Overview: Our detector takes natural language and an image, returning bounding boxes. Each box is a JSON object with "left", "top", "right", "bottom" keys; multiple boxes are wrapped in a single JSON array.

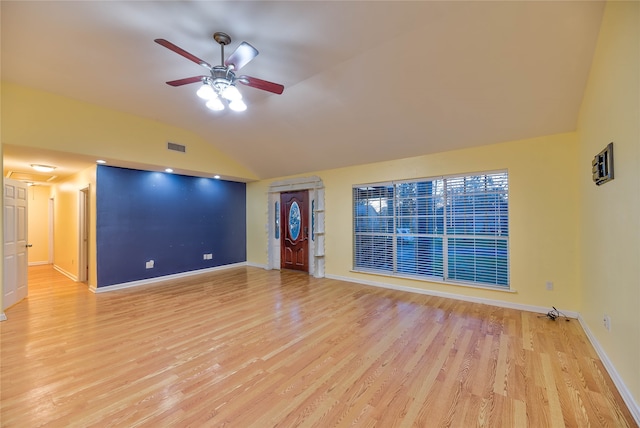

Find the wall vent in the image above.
[{"left": 167, "top": 142, "right": 186, "bottom": 153}]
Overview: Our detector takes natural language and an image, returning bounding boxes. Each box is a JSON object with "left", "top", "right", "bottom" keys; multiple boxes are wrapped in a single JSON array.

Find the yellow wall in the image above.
[
  {"left": 0, "top": 142, "right": 3, "bottom": 315},
  {"left": 49, "top": 165, "right": 97, "bottom": 287},
  {"left": 577, "top": 1, "right": 640, "bottom": 406},
  {"left": 27, "top": 185, "right": 51, "bottom": 264},
  {"left": 248, "top": 132, "right": 581, "bottom": 310},
  {"left": 1, "top": 82, "right": 258, "bottom": 182}
]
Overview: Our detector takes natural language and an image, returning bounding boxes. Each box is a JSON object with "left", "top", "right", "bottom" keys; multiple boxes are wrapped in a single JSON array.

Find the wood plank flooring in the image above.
[{"left": 1, "top": 265, "right": 636, "bottom": 427}]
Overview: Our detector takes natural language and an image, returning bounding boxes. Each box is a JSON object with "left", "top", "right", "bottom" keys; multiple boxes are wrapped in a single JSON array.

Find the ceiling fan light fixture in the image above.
[
  {"left": 196, "top": 82, "right": 215, "bottom": 100},
  {"left": 229, "top": 99, "right": 247, "bottom": 112},
  {"left": 156, "top": 32, "right": 284, "bottom": 113},
  {"left": 206, "top": 97, "right": 225, "bottom": 111}
]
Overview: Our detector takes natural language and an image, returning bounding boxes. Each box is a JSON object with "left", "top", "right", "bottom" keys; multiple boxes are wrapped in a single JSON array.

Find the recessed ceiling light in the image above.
[
  {"left": 31, "top": 164, "right": 56, "bottom": 173},
  {"left": 165, "top": 168, "right": 174, "bottom": 173},
  {"left": 213, "top": 175, "right": 221, "bottom": 179},
  {"left": 96, "top": 160, "right": 107, "bottom": 164}
]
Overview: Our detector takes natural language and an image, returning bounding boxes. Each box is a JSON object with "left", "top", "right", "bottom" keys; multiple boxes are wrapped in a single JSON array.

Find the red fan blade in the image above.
[
  {"left": 238, "top": 75, "right": 284, "bottom": 95},
  {"left": 225, "top": 42, "right": 258, "bottom": 71},
  {"left": 154, "top": 39, "right": 212, "bottom": 70},
  {"left": 166, "top": 76, "right": 207, "bottom": 87}
]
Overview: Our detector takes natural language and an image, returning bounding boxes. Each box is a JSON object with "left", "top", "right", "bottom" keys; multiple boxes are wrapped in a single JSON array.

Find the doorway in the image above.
[
  {"left": 78, "top": 187, "right": 89, "bottom": 283},
  {"left": 3, "top": 178, "right": 29, "bottom": 310},
  {"left": 48, "top": 198, "right": 54, "bottom": 265},
  {"left": 267, "top": 176, "right": 325, "bottom": 277}
]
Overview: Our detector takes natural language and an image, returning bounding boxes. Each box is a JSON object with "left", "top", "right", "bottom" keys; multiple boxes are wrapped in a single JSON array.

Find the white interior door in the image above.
[{"left": 4, "top": 178, "right": 29, "bottom": 310}]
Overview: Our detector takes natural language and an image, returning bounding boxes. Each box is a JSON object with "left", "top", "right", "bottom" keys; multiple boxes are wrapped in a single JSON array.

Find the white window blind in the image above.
[{"left": 353, "top": 171, "right": 509, "bottom": 288}]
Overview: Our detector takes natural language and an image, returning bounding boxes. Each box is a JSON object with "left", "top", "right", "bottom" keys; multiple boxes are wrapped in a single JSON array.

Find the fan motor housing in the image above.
[
  {"left": 211, "top": 66, "right": 234, "bottom": 80},
  {"left": 210, "top": 66, "right": 236, "bottom": 88}
]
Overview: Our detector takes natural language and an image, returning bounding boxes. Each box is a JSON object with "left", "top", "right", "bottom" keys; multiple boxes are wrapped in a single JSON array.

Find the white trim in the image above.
[
  {"left": 267, "top": 192, "right": 280, "bottom": 271},
  {"left": 90, "top": 262, "right": 246, "bottom": 293},
  {"left": 246, "top": 261, "right": 268, "bottom": 269},
  {"left": 28, "top": 261, "right": 50, "bottom": 266},
  {"left": 78, "top": 186, "right": 90, "bottom": 283},
  {"left": 351, "top": 269, "right": 517, "bottom": 293},
  {"left": 48, "top": 198, "right": 54, "bottom": 265},
  {"left": 0, "top": 312, "right": 7, "bottom": 322},
  {"left": 267, "top": 176, "right": 325, "bottom": 278},
  {"left": 269, "top": 176, "right": 325, "bottom": 192},
  {"left": 353, "top": 168, "right": 509, "bottom": 189},
  {"left": 325, "top": 273, "right": 579, "bottom": 318},
  {"left": 54, "top": 264, "right": 78, "bottom": 282},
  {"left": 578, "top": 314, "right": 640, "bottom": 425}
]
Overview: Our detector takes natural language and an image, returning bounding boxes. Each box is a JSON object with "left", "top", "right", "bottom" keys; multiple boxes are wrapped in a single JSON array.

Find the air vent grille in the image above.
[{"left": 167, "top": 142, "right": 186, "bottom": 153}]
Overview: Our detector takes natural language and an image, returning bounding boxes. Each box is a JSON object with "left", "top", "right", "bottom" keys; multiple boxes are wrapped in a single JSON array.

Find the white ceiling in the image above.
[{"left": 1, "top": 1, "right": 604, "bottom": 181}]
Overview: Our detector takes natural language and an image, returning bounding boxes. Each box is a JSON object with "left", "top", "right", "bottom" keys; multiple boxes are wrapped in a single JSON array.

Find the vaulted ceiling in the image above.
[{"left": 2, "top": 1, "right": 604, "bottom": 181}]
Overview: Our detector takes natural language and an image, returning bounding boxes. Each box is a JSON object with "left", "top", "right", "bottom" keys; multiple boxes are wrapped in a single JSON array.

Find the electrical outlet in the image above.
[
  {"left": 145, "top": 260, "right": 154, "bottom": 269},
  {"left": 603, "top": 314, "right": 611, "bottom": 331},
  {"left": 546, "top": 281, "right": 554, "bottom": 291}
]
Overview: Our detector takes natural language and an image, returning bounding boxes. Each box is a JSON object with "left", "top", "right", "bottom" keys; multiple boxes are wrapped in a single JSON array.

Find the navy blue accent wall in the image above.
[{"left": 96, "top": 165, "right": 246, "bottom": 287}]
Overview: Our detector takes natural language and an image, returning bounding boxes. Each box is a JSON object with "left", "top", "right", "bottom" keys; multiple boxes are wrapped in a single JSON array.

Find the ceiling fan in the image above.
[{"left": 155, "top": 32, "right": 284, "bottom": 112}]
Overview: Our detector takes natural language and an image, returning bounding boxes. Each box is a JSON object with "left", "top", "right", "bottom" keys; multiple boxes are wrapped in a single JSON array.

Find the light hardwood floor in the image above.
[{"left": 1, "top": 265, "right": 636, "bottom": 427}]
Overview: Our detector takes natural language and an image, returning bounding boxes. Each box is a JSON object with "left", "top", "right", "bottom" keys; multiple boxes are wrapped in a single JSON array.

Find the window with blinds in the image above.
[{"left": 353, "top": 171, "right": 509, "bottom": 288}]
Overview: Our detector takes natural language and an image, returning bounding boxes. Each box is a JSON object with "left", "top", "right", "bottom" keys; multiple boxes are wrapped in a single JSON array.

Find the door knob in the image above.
[{"left": 26, "top": 244, "right": 33, "bottom": 248}]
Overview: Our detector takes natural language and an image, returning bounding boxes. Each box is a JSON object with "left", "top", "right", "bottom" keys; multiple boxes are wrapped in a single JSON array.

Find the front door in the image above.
[
  {"left": 280, "top": 191, "right": 309, "bottom": 272},
  {"left": 3, "top": 178, "right": 29, "bottom": 310}
]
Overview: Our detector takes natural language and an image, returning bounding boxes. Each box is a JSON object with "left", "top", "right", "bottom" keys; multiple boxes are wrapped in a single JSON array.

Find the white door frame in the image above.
[
  {"left": 48, "top": 198, "right": 54, "bottom": 265},
  {"left": 78, "top": 187, "right": 89, "bottom": 283},
  {"left": 267, "top": 176, "right": 325, "bottom": 278}
]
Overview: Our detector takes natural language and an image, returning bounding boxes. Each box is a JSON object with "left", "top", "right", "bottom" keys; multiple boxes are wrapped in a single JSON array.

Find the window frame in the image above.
[{"left": 353, "top": 170, "right": 510, "bottom": 290}]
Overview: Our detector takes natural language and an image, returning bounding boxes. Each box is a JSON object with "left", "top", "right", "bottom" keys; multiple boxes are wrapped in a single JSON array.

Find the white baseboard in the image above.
[
  {"left": 577, "top": 314, "right": 640, "bottom": 425},
  {"left": 28, "top": 261, "right": 50, "bottom": 266},
  {"left": 246, "top": 261, "right": 268, "bottom": 269},
  {"left": 0, "top": 312, "right": 7, "bottom": 322},
  {"left": 324, "top": 273, "right": 578, "bottom": 318},
  {"left": 53, "top": 265, "right": 78, "bottom": 282},
  {"left": 91, "top": 262, "right": 247, "bottom": 293}
]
